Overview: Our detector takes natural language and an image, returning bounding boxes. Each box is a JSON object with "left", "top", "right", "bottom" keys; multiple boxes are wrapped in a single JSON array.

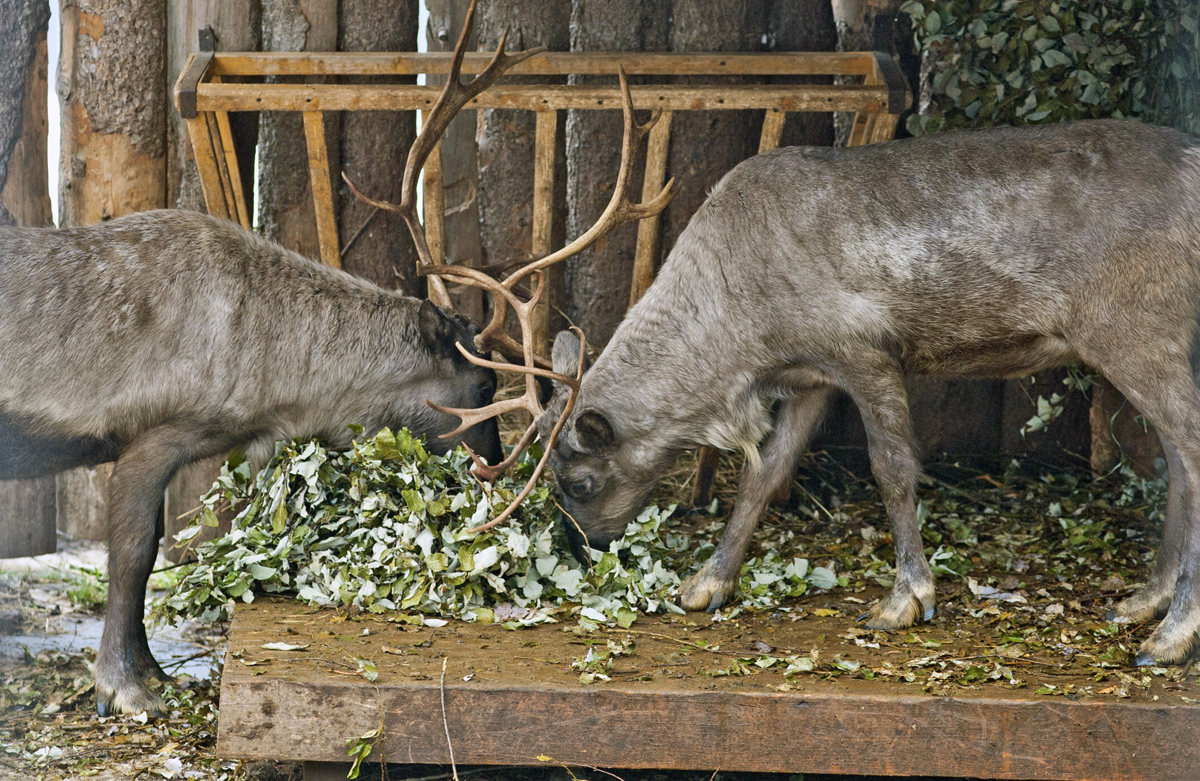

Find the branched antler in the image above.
[{"left": 346, "top": 0, "right": 678, "bottom": 533}]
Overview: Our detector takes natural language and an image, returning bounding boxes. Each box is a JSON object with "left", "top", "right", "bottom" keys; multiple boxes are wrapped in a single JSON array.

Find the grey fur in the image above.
[
  {"left": 0, "top": 209, "right": 500, "bottom": 715},
  {"left": 542, "top": 119, "right": 1200, "bottom": 668}
]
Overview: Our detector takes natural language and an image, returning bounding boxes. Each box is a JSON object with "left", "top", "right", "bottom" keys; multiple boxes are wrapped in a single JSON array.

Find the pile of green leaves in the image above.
[
  {"left": 901, "top": 0, "right": 1200, "bottom": 136},
  {"left": 155, "top": 429, "right": 840, "bottom": 630}
]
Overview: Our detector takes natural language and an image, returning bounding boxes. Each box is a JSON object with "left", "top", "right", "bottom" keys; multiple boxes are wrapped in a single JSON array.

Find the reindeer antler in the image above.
[
  {"left": 342, "top": 0, "right": 546, "bottom": 273},
  {"left": 346, "top": 0, "right": 678, "bottom": 534}
]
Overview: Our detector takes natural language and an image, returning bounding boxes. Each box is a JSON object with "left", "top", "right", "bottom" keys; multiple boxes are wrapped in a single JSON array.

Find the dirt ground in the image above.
[{"left": 2, "top": 449, "right": 1199, "bottom": 780}]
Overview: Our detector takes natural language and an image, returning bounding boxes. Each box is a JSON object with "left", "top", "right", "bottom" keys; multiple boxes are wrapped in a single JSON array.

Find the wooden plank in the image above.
[
  {"left": 195, "top": 83, "right": 891, "bottom": 114},
  {"left": 302, "top": 111, "right": 341, "bottom": 268},
  {"left": 208, "top": 51, "right": 883, "bottom": 78},
  {"left": 421, "top": 135, "right": 453, "bottom": 309},
  {"left": 207, "top": 111, "right": 241, "bottom": 228},
  {"left": 868, "top": 111, "right": 900, "bottom": 144},
  {"left": 629, "top": 110, "right": 672, "bottom": 307},
  {"left": 757, "top": 108, "right": 785, "bottom": 154},
  {"left": 214, "top": 110, "right": 251, "bottom": 229},
  {"left": 530, "top": 110, "right": 557, "bottom": 357},
  {"left": 186, "top": 114, "right": 230, "bottom": 219},
  {"left": 218, "top": 598, "right": 1200, "bottom": 780}
]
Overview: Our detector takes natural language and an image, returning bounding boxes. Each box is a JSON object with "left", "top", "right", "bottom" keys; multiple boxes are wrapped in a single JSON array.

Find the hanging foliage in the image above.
[{"left": 901, "top": 0, "right": 1200, "bottom": 136}]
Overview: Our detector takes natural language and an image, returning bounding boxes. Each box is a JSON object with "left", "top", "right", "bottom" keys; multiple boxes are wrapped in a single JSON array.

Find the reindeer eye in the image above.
[
  {"left": 564, "top": 477, "right": 595, "bottom": 502},
  {"left": 477, "top": 384, "right": 495, "bottom": 405}
]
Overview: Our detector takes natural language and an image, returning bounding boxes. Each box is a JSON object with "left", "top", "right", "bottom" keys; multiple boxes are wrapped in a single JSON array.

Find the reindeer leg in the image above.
[
  {"left": 1085, "top": 348, "right": 1200, "bottom": 665},
  {"left": 841, "top": 352, "right": 936, "bottom": 630},
  {"left": 95, "top": 427, "right": 195, "bottom": 717},
  {"left": 1110, "top": 437, "right": 1186, "bottom": 622},
  {"left": 679, "top": 388, "right": 832, "bottom": 612}
]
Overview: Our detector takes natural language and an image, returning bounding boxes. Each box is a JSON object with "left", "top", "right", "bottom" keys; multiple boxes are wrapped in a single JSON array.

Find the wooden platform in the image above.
[{"left": 217, "top": 597, "right": 1200, "bottom": 779}]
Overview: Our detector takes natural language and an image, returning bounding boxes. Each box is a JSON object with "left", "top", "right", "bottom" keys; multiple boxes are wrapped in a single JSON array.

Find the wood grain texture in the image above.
[
  {"left": 207, "top": 51, "right": 884, "bottom": 77},
  {"left": 757, "top": 108, "right": 785, "bottom": 153},
  {"left": 218, "top": 599, "right": 1200, "bottom": 779},
  {"left": 629, "top": 110, "right": 672, "bottom": 307},
  {"left": 195, "top": 83, "right": 897, "bottom": 115},
  {"left": 530, "top": 109, "right": 558, "bottom": 357},
  {"left": 422, "top": 137, "right": 453, "bottom": 309},
  {"left": 302, "top": 110, "right": 341, "bottom": 268}
]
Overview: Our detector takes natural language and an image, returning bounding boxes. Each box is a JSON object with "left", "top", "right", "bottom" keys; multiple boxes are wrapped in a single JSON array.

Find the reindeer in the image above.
[
  {"left": 529, "top": 119, "right": 1200, "bottom": 669},
  {"left": 0, "top": 208, "right": 504, "bottom": 715}
]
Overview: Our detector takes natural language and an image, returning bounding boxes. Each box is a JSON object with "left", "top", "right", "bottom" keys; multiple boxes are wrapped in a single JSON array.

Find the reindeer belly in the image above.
[
  {"left": 0, "top": 409, "right": 121, "bottom": 479},
  {"left": 900, "top": 333, "right": 1079, "bottom": 378}
]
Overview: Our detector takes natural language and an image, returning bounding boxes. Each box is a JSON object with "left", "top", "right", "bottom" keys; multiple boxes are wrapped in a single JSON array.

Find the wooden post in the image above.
[
  {"left": 629, "top": 110, "right": 672, "bottom": 308},
  {"left": 0, "top": 2, "right": 56, "bottom": 558},
  {"left": 57, "top": 0, "right": 168, "bottom": 542},
  {"left": 422, "top": 136, "right": 453, "bottom": 309},
  {"left": 302, "top": 110, "right": 341, "bottom": 267},
  {"left": 531, "top": 109, "right": 558, "bottom": 357}
]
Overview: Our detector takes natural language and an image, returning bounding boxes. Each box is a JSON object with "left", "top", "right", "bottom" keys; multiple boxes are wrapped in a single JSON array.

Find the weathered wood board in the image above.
[{"left": 218, "top": 597, "right": 1200, "bottom": 780}]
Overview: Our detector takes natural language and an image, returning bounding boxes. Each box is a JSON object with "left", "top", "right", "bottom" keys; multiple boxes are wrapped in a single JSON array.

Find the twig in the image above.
[
  {"left": 162, "top": 649, "right": 217, "bottom": 672},
  {"left": 606, "top": 628, "right": 734, "bottom": 655},
  {"left": 341, "top": 206, "right": 380, "bottom": 258},
  {"left": 441, "top": 657, "right": 458, "bottom": 781}
]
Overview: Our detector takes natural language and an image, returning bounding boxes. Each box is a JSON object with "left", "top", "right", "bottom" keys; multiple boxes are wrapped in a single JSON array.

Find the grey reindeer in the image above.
[
  {"left": 538, "top": 119, "right": 1200, "bottom": 668},
  {"left": 0, "top": 209, "right": 502, "bottom": 715}
]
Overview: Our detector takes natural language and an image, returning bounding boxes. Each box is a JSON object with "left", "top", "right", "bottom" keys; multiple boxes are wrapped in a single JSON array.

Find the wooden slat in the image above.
[
  {"left": 530, "top": 110, "right": 557, "bottom": 357},
  {"left": 302, "top": 111, "right": 341, "bottom": 268},
  {"left": 757, "top": 108, "right": 785, "bottom": 153},
  {"left": 214, "top": 109, "right": 250, "bottom": 229},
  {"left": 196, "top": 83, "right": 891, "bottom": 114},
  {"left": 868, "top": 111, "right": 901, "bottom": 144},
  {"left": 219, "top": 599, "right": 1200, "bottom": 780},
  {"left": 629, "top": 110, "right": 672, "bottom": 307},
  {"left": 185, "top": 114, "right": 229, "bottom": 219},
  {"left": 208, "top": 51, "right": 882, "bottom": 79},
  {"left": 207, "top": 110, "right": 241, "bottom": 227},
  {"left": 421, "top": 131, "right": 452, "bottom": 309}
]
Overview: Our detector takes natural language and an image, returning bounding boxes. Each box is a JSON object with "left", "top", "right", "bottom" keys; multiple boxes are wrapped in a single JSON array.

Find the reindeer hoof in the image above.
[
  {"left": 679, "top": 567, "right": 738, "bottom": 613},
  {"left": 860, "top": 580, "right": 936, "bottom": 630},
  {"left": 95, "top": 679, "right": 167, "bottom": 718},
  {"left": 1109, "top": 585, "right": 1173, "bottom": 624}
]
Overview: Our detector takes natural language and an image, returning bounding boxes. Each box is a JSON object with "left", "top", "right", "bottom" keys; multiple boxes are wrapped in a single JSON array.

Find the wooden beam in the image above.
[
  {"left": 629, "top": 110, "right": 672, "bottom": 307},
  {"left": 302, "top": 111, "right": 341, "bottom": 268},
  {"left": 186, "top": 114, "right": 230, "bottom": 219},
  {"left": 757, "top": 108, "right": 785, "bottom": 154},
  {"left": 530, "top": 110, "right": 558, "bottom": 357},
  {"left": 195, "top": 83, "right": 892, "bottom": 114},
  {"left": 219, "top": 599, "right": 1200, "bottom": 780},
  {"left": 208, "top": 51, "right": 884, "bottom": 78},
  {"left": 422, "top": 135, "right": 452, "bottom": 308}
]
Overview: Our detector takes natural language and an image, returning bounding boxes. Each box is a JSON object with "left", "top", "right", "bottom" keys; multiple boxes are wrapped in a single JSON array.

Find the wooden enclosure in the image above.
[{"left": 174, "top": 48, "right": 909, "bottom": 354}]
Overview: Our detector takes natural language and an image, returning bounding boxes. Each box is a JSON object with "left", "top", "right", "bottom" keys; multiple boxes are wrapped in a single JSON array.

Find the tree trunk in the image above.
[
  {"left": 0, "top": 0, "right": 56, "bottom": 559},
  {"left": 660, "top": 2, "right": 770, "bottom": 261},
  {"left": 769, "top": 0, "right": 838, "bottom": 148},
  {"left": 426, "top": 0, "right": 484, "bottom": 321},
  {"left": 257, "top": 0, "right": 336, "bottom": 260},
  {"left": 336, "top": 0, "right": 419, "bottom": 293},
  {"left": 56, "top": 0, "right": 167, "bottom": 542},
  {"left": 564, "top": 0, "right": 669, "bottom": 347}
]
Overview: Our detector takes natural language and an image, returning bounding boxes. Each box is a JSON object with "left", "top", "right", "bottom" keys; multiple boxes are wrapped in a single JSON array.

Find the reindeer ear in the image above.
[
  {"left": 551, "top": 330, "right": 589, "bottom": 376},
  {"left": 574, "top": 410, "right": 615, "bottom": 453},
  {"left": 418, "top": 300, "right": 461, "bottom": 360}
]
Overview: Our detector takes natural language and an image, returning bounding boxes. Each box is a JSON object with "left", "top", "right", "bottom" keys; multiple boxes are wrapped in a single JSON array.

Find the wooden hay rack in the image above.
[{"left": 174, "top": 47, "right": 909, "bottom": 353}]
